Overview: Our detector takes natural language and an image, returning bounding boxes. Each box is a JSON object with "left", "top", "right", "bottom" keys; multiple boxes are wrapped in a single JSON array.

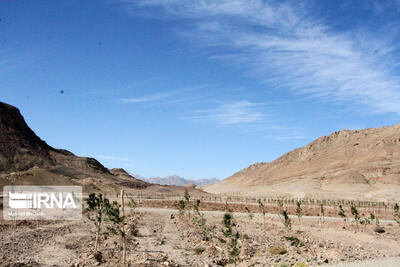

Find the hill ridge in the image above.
[{"left": 204, "top": 123, "right": 400, "bottom": 201}]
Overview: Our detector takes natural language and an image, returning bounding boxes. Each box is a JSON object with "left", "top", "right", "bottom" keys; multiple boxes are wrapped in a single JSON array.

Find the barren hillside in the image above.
[
  {"left": 204, "top": 125, "right": 400, "bottom": 201},
  {"left": 0, "top": 102, "right": 206, "bottom": 195}
]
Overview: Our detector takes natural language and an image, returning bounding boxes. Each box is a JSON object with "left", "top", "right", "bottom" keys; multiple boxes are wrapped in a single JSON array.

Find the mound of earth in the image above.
[{"left": 204, "top": 124, "right": 400, "bottom": 201}]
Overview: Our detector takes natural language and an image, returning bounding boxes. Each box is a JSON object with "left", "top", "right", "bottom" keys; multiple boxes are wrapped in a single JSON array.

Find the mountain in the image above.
[
  {"left": 143, "top": 175, "right": 219, "bottom": 186},
  {"left": 204, "top": 124, "right": 400, "bottom": 201},
  {"left": 0, "top": 101, "right": 208, "bottom": 195},
  {"left": 0, "top": 101, "right": 151, "bottom": 191}
]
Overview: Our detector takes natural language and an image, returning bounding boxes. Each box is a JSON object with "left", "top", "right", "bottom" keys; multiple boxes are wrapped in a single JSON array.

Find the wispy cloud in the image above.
[
  {"left": 118, "top": 0, "right": 400, "bottom": 115},
  {"left": 190, "top": 100, "right": 265, "bottom": 125},
  {"left": 120, "top": 92, "right": 171, "bottom": 103}
]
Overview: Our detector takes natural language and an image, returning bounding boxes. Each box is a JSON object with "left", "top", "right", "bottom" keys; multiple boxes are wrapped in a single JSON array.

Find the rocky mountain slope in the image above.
[
  {"left": 0, "top": 102, "right": 207, "bottom": 195},
  {"left": 143, "top": 175, "right": 219, "bottom": 187},
  {"left": 204, "top": 124, "right": 400, "bottom": 201},
  {"left": 0, "top": 102, "right": 108, "bottom": 175}
]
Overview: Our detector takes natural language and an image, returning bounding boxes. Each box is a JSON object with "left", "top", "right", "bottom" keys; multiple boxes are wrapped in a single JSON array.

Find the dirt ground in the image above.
[{"left": 1, "top": 205, "right": 400, "bottom": 267}]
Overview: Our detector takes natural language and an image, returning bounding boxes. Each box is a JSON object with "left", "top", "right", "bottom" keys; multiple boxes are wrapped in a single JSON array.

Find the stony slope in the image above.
[
  {"left": 0, "top": 101, "right": 208, "bottom": 195},
  {"left": 204, "top": 124, "right": 400, "bottom": 201},
  {"left": 0, "top": 101, "right": 151, "bottom": 191}
]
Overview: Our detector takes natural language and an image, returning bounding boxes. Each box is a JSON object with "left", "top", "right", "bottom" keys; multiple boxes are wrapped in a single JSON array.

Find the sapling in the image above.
[
  {"left": 296, "top": 201, "right": 302, "bottom": 223},
  {"left": 177, "top": 199, "right": 186, "bottom": 216},
  {"left": 127, "top": 196, "right": 136, "bottom": 216},
  {"left": 282, "top": 210, "right": 291, "bottom": 229},
  {"left": 258, "top": 199, "right": 266, "bottom": 231},
  {"left": 319, "top": 204, "right": 325, "bottom": 227},
  {"left": 369, "top": 212, "right": 379, "bottom": 226},
  {"left": 338, "top": 204, "right": 347, "bottom": 225},
  {"left": 360, "top": 217, "right": 370, "bottom": 229},
  {"left": 277, "top": 199, "right": 284, "bottom": 219},
  {"left": 192, "top": 199, "right": 210, "bottom": 241},
  {"left": 351, "top": 203, "right": 360, "bottom": 230},
  {"left": 221, "top": 212, "right": 241, "bottom": 266},
  {"left": 244, "top": 206, "right": 253, "bottom": 220},
  {"left": 224, "top": 199, "right": 232, "bottom": 213},
  {"left": 86, "top": 193, "right": 110, "bottom": 251},
  {"left": 106, "top": 190, "right": 127, "bottom": 265},
  {"left": 394, "top": 203, "right": 400, "bottom": 226},
  {"left": 184, "top": 189, "right": 191, "bottom": 219}
]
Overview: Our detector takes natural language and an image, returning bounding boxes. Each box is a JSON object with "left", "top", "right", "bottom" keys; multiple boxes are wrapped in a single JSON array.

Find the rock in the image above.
[{"left": 374, "top": 226, "right": 385, "bottom": 233}]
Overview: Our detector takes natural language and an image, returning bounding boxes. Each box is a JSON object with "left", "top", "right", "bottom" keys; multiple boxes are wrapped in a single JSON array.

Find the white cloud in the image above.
[
  {"left": 120, "top": 92, "right": 170, "bottom": 103},
  {"left": 118, "top": 0, "right": 400, "bottom": 115},
  {"left": 190, "top": 100, "right": 265, "bottom": 125}
]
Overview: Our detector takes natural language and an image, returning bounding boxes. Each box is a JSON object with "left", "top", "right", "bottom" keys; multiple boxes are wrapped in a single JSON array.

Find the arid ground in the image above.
[{"left": 1, "top": 200, "right": 400, "bottom": 267}]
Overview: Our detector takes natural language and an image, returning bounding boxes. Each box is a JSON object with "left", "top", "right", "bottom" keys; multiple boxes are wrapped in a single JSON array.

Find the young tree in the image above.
[
  {"left": 369, "top": 212, "right": 378, "bottom": 225},
  {"left": 277, "top": 199, "right": 284, "bottom": 219},
  {"left": 296, "top": 201, "right": 302, "bottom": 223},
  {"left": 394, "top": 203, "right": 400, "bottom": 226},
  {"left": 192, "top": 199, "right": 210, "bottom": 241},
  {"left": 338, "top": 204, "right": 347, "bottom": 225},
  {"left": 221, "top": 212, "right": 241, "bottom": 266},
  {"left": 127, "top": 196, "right": 136, "bottom": 216},
  {"left": 86, "top": 193, "right": 110, "bottom": 251},
  {"left": 351, "top": 203, "right": 360, "bottom": 230},
  {"left": 319, "top": 203, "right": 325, "bottom": 227},
  {"left": 177, "top": 199, "right": 186, "bottom": 216},
  {"left": 258, "top": 199, "right": 266, "bottom": 231},
  {"left": 360, "top": 217, "right": 370, "bottom": 229},
  {"left": 184, "top": 189, "right": 191, "bottom": 219},
  {"left": 282, "top": 210, "right": 292, "bottom": 229},
  {"left": 184, "top": 188, "right": 190, "bottom": 204},
  {"left": 106, "top": 190, "right": 127, "bottom": 265},
  {"left": 244, "top": 206, "right": 253, "bottom": 221}
]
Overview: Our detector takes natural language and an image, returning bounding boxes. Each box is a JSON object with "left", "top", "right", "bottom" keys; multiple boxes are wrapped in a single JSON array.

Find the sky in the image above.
[{"left": 1, "top": 0, "right": 400, "bottom": 180}]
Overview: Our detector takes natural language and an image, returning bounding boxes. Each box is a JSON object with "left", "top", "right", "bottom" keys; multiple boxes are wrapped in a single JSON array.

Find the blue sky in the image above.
[{"left": 2, "top": 0, "right": 400, "bottom": 180}]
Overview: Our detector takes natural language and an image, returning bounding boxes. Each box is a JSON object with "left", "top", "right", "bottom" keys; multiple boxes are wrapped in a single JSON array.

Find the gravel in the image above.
[{"left": 327, "top": 257, "right": 400, "bottom": 267}]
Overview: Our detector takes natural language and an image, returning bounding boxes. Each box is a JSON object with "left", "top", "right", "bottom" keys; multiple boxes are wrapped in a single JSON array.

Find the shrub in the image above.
[
  {"left": 269, "top": 246, "right": 287, "bottom": 255},
  {"left": 284, "top": 236, "right": 304, "bottom": 247},
  {"left": 194, "top": 245, "right": 205, "bottom": 255}
]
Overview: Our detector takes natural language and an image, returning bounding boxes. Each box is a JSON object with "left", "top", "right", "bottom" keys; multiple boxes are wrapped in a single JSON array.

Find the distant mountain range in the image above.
[{"left": 139, "top": 175, "right": 220, "bottom": 187}]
